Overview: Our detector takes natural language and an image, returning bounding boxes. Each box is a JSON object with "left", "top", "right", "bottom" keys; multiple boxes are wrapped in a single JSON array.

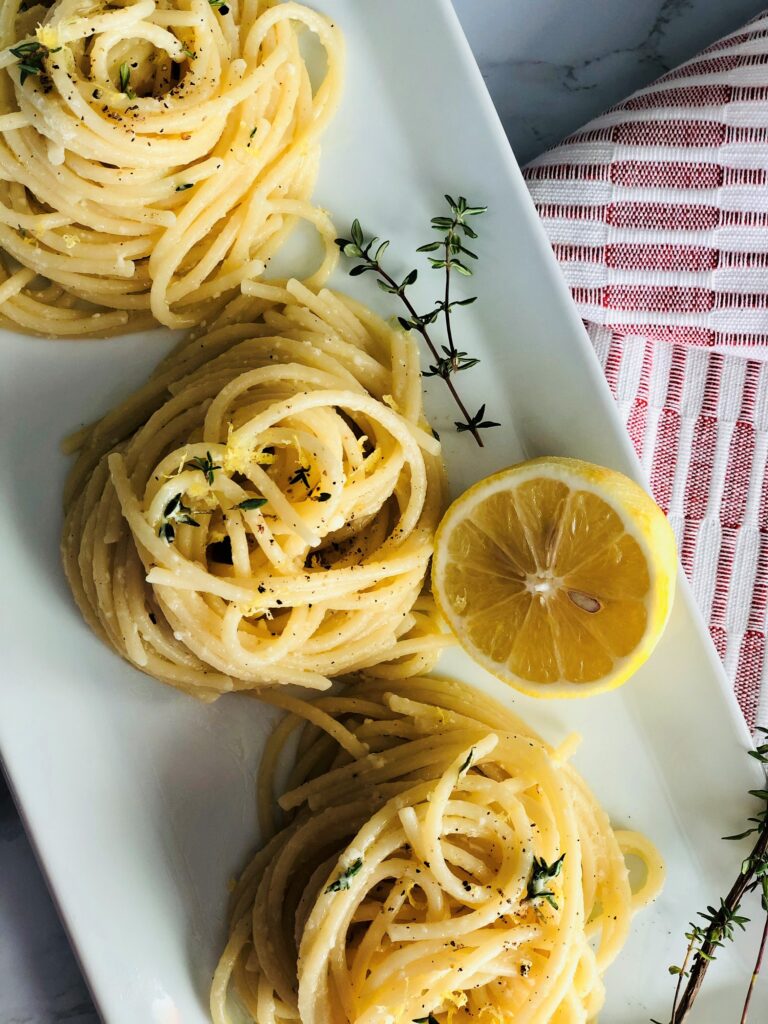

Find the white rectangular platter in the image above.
[{"left": 1, "top": 1, "right": 766, "bottom": 1022}]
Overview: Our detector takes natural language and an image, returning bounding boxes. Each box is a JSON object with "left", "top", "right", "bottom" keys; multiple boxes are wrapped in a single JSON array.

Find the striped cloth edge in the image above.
[{"left": 522, "top": 9, "right": 768, "bottom": 731}]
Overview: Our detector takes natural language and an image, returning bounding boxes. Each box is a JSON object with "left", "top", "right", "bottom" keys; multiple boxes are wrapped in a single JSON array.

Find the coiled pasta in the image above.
[
  {"left": 0, "top": 0, "right": 342, "bottom": 336},
  {"left": 62, "top": 281, "right": 448, "bottom": 697},
  {"left": 212, "top": 675, "right": 664, "bottom": 1023}
]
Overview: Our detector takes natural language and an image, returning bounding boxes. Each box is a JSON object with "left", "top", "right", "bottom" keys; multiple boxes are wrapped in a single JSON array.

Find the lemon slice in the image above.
[{"left": 432, "top": 457, "right": 677, "bottom": 697}]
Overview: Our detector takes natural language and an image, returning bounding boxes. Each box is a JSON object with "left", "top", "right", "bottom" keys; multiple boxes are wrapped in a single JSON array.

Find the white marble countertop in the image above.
[{"left": 2, "top": 1, "right": 767, "bottom": 1021}]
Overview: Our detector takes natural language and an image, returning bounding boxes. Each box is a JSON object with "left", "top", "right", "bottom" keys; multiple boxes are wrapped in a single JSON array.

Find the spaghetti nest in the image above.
[
  {"left": 213, "top": 676, "right": 664, "bottom": 1024},
  {"left": 0, "top": 0, "right": 341, "bottom": 336},
  {"left": 62, "top": 281, "right": 448, "bottom": 697}
]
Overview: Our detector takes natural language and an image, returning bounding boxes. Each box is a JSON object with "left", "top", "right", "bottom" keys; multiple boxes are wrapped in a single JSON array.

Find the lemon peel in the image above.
[{"left": 432, "top": 457, "right": 677, "bottom": 698}]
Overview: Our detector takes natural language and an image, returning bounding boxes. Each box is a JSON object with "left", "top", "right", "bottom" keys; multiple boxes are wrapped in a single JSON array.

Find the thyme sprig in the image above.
[
  {"left": 654, "top": 728, "right": 768, "bottom": 1024},
  {"left": 524, "top": 854, "right": 565, "bottom": 911},
  {"left": 457, "top": 403, "right": 499, "bottom": 435},
  {"left": 158, "top": 494, "right": 200, "bottom": 543},
  {"left": 336, "top": 196, "right": 497, "bottom": 447},
  {"left": 287, "top": 464, "right": 330, "bottom": 502},
  {"left": 10, "top": 41, "right": 60, "bottom": 85},
  {"left": 325, "top": 858, "right": 363, "bottom": 894},
  {"left": 185, "top": 451, "right": 220, "bottom": 486},
  {"left": 289, "top": 465, "right": 312, "bottom": 488}
]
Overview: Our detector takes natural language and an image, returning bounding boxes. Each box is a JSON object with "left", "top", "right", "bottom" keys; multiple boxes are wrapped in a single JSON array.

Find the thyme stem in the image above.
[
  {"left": 373, "top": 262, "right": 485, "bottom": 447},
  {"left": 669, "top": 939, "right": 695, "bottom": 1023},
  {"left": 336, "top": 198, "right": 497, "bottom": 447},
  {"left": 741, "top": 912, "right": 768, "bottom": 1024},
  {"left": 656, "top": 729, "right": 768, "bottom": 1024},
  {"left": 443, "top": 231, "right": 456, "bottom": 359},
  {"left": 671, "top": 826, "right": 768, "bottom": 1022}
]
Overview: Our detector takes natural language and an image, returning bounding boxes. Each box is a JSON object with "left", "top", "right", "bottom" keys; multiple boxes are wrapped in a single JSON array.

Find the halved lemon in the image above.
[{"left": 432, "top": 457, "right": 677, "bottom": 698}]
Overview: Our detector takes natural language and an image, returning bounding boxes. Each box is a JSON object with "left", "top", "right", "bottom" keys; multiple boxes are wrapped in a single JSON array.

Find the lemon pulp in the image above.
[{"left": 432, "top": 458, "right": 677, "bottom": 697}]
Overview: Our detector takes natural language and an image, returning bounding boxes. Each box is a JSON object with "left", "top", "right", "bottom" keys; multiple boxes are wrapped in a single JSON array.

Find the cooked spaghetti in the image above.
[
  {"left": 0, "top": 0, "right": 342, "bottom": 336},
  {"left": 212, "top": 675, "right": 664, "bottom": 1023},
  {"left": 62, "top": 281, "right": 448, "bottom": 696}
]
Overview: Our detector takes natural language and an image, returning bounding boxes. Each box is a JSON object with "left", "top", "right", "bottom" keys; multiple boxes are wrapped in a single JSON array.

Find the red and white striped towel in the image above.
[{"left": 523, "top": 12, "right": 768, "bottom": 731}]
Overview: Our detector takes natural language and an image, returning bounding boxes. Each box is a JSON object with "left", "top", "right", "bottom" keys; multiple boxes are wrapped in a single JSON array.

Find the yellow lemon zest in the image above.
[
  {"left": 444, "top": 989, "right": 468, "bottom": 1011},
  {"left": 478, "top": 1005, "right": 504, "bottom": 1023},
  {"left": 36, "top": 25, "right": 61, "bottom": 49},
  {"left": 238, "top": 603, "right": 273, "bottom": 621},
  {"left": 185, "top": 479, "right": 213, "bottom": 501}
]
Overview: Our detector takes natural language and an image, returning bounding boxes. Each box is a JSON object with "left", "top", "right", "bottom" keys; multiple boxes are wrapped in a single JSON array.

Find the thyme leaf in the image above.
[
  {"left": 524, "top": 854, "right": 565, "bottom": 910},
  {"left": 288, "top": 465, "right": 312, "bottom": 489},
  {"left": 10, "top": 41, "right": 60, "bottom": 85},
  {"left": 158, "top": 494, "right": 201, "bottom": 541},
  {"left": 235, "top": 497, "right": 268, "bottom": 511},
  {"left": 185, "top": 451, "right": 220, "bottom": 485},
  {"left": 118, "top": 62, "right": 135, "bottom": 99},
  {"left": 455, "top": 403, "right": 500, "bottom": 434},
  {"left": 325, "top": 857, "right": 363, "bottom": 894},
  {"left": 458, "top": 747, "right": 474, "bottom": 777}
]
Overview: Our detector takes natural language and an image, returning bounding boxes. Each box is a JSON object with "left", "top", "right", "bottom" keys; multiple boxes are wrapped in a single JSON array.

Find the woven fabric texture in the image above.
[{"left": 523, "top": 11, "right": 768, "bottom": 729}]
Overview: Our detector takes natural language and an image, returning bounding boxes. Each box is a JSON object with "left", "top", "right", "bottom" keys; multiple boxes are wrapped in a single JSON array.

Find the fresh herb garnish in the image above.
[
  {"left": 185, "top": 451, "right": 220, "bottom": 485},
  {"left": 118, "top": 62, "right": 135, "bottom": 99},
  {"left": 209, "top": 0, "right": 230, "bottom": 12},
  {"left": 524, "top": 854, "right": 565, "bottom": 910},
  {"left": 158, "top": 494, "right": 200, "bottom": 543},
  {"left": 413, "top": 1017, "right": 440, "bottom": 1024},
  {"left": 336, "top": 195, "right": 495, "bottom": 447},
  {"left": 423, "top": 349, "right": 479, "bottom": 379},
  {"left": 235, "top": 497, "right": 268, "bottom": 511},
  {"left": 325, "top": 857, "right": 363, "bottom": 893},
  {"left": 289, "top": 465, "right": 312, "bottom": 488},
  {"left": 159, "top": 521, "right": 176, "bottom": 544},
  {"left": 653, "top": 729, "right": 768, "bottom": 1024},
  {"left": 456, "top": 403, "right": 499, "bottom": 435},
  {"left": 175, "top": 183, "right": 193, "bottom": 192},
  {"left": 458, "top": 747, "right": 474, "bottom": 777},
  {"left": 314, "top": 491, "right": 332, "bottom": 502},
  {"left": 162, "top": 494, "right": 199, "bottom": 525},
  {"left": 10, "top": 41, "right": 60, "bottom": 86}
]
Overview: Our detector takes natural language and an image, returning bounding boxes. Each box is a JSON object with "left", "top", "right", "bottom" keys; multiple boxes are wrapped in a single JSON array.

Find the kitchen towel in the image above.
[{"left": 523, "top": 10, "right": 768, "bottom": 731}]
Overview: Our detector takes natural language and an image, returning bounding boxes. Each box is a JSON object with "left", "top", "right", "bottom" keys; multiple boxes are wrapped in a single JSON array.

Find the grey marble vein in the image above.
[
  {"left": 2, "top": 1, "right": 767, "bottom": 1021},
  {"left": 454, "top": 0, "right": 768, "bottom": 164}
]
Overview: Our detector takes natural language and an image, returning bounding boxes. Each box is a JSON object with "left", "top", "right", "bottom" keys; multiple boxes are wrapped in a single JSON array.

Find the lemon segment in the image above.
[{"left": 432, "top": 457, "right": 677, "bottom": 698}]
